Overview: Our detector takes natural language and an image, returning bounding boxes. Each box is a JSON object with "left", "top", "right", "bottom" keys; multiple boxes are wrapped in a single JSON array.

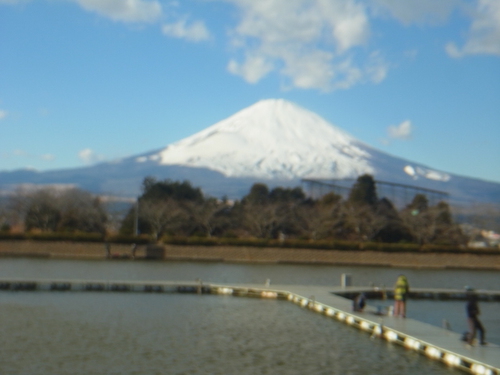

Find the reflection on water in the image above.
[
  {"left": 0, "top": 258, "right": 498, "bottom": 374},
  {"left": 0, "top": 293, "right": 462, "bottom": 375}
]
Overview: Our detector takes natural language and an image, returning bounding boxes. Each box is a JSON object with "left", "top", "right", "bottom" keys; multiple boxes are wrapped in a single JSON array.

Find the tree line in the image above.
[
  {"left": 119, "top": 174, "right": 465, "bottom": 245},
  {"left": 0, "top": 187, "right": 107, "bottom": 234},
  {"left": 0, "top": 175, "right": 467, "bottom": 246}
]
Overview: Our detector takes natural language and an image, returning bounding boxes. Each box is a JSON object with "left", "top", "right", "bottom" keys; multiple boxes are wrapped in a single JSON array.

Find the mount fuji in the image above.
[
  {"left": 1, "top": 99, "right": 499, "bottom": 204},
  {"left": 147, "top": 99, "right": 374, "bottom": 180}
]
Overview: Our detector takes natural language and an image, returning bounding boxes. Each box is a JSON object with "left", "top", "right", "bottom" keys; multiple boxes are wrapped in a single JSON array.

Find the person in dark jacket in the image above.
[
  {"left": 353, "top": 293, "right": 366, "bottom": 312},
  {"left": 466, "top": 287, "right": 486, "bottom": 346}
]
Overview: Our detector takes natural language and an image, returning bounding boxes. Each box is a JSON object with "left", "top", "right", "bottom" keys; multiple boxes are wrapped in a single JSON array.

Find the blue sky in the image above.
[{"left": 1, "top": 0, "right": 499, "bottom": 183}]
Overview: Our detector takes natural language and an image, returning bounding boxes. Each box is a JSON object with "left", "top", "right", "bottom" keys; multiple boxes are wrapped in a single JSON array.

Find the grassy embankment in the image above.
[{"left": 0, "top": 233, "right": 499, "bottom": 269}]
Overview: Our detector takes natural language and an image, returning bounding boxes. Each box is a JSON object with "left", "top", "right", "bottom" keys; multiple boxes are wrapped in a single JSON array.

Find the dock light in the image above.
[
  {"left": 360, "top": 321, "right": 371, "bottom": 331},
  {"left": 219, "top": 287, "right": 233, "bottom": 295},
  {"left": 471, "top": 364, "right": 493, "bottom": 375},
  {"left": 373, "top": 325, "right": 383, "bottom": 335},
  {"left": 326, "top": 308, "right": 335, "bottom": 317},
  {"left": 443, "top": 354, "right": 461, "bottom": 367},
  {"left": 300, "top": 298, "right": 309, "bottom": 307},
  {"left": 385, "top": 330, "right": 398, "bottom": 342},
  {"left": 346, "top": 316, "right": 355, "bottom": 325},
  {"left": 337, "top": 312, "right": 346, "bottom": 321},
  {"left": 293, "top": 296, "right": 300, "bottom": 303},
  {"left": 425, "top": 346, "right": 442, "bottom": 359},
  {"left": 314, "top": 304, "right": 323, "bottom": 312},
  {"left": 261, "top": 291, "right": 278, "bottom": 298},
  {"left": 287, "top": 294, "right": 293, "bottom": 301},
  {"left": 404, "top": 338, "right": 421, "bottom": 350}
]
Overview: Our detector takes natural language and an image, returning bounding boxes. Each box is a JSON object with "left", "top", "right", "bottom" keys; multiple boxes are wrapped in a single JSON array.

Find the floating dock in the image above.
[{"left": 0, "top": 278, "right": 498, "bottom": 375}]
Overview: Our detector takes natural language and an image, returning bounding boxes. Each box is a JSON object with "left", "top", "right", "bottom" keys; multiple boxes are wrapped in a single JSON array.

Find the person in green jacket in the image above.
[{"left": 394, "top": 274, "right": 410, "bottom": 317}]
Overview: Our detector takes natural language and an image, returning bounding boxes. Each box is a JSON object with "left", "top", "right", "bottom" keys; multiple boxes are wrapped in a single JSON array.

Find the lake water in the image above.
[{"left": 0, "top": 258, "right": 498, "bottom": 375}]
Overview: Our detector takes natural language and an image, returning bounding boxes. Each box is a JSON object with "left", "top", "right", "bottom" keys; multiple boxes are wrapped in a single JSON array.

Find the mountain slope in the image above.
[
  {"left": 141, "top": 99, "right": 374, "bottom": 179},
  {"left": 0, "top": 99, "right": 499, "bottom": 204}
]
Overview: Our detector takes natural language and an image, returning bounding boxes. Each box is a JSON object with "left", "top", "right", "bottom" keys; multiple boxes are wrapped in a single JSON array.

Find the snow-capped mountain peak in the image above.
[
  {"left": 2, "top": 99, "right": 499, "bottom": 204},
  {"left": 143, "top": 99, "right": 375, "bottom": 179}
]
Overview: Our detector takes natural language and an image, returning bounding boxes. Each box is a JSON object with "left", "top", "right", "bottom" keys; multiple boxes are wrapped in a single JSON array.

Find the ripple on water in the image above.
[{"left": 0, "top": 292, "right": 463, "bottom": 375}]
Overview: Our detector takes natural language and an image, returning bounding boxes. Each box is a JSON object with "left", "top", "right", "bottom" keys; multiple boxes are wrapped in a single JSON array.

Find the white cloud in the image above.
[
  {"left": 329, "top": 0, "right": 371, "bottom": 51},
  {"left": 13, "top": 149, "right": 28, "bottom": 157},
  {"left": 227, "top": 55, "right": 274, "bottom": 83},
  {"left": 78, "top": 148, "right": 103, "bottom": 164},
  {"left": 364, "top": 0, "right": 500, "bottom": 58},
  {"left": 446, "top": 0, "right": 500, "bottom": 57},
  {"left": 162, "top": 18, "right": 211, "bottom": 42},
  {"left": 365, "top": 50, "right": 388, "bottom": 83},
  {"left": 404, "top": 49, "right": 418, "bottom": 60},
  {"left": 283, "top": 49, "right": 337, "bottom": 90},
  {"left": 223, "top": 0, "right": 387, "bottom": 91},
  {"left": 2, "top": 0, "right": 162, "bottom": 23},
  {"left": 41, "top": 154, "right": 55, "bottom": 161},
  {"left": 0, "top": 0, "right": 31, "bottom": 4},
  {"left": 0, "top": 110, "right": 7, "bottom": 120},
  {"left": 388, "top": 120, "right": 413, "bottom": 140},
  {"left": 74, "top": 0, "right": 162, "bottom": 23},
  {"left": 1, "top": 149, "right": 55, "bottom": 163},
  {"left": 445, "top": 43, "right": 462, "bottom": 58},
  {"left": 369, "top": 0, "right": 457, "bottom": 25}
]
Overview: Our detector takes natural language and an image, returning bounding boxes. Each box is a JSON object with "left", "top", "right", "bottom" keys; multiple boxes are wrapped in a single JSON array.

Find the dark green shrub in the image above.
[
  {"left": 1, "top": 223, "right": 11, "bottom": 232},
  {"left": 27, "top": 232, "right": 104, "bottom": 242},
  {"left": 0, "top": 233, "right": 26, "bottom": 240}
]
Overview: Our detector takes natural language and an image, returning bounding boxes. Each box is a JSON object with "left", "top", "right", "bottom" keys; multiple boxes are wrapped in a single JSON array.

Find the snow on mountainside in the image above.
[
  {"left": 2, "top": 98, "right": 498, "bottom": 204},
  {"left": 136, "top": 99, "right": 375, "bottom": 180}
]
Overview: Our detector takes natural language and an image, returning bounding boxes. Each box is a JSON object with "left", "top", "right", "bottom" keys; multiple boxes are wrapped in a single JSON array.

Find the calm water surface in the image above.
[
  {"left": 0, "top": 257, "right": 498, "bottom": 290},
  {"left": 0, "top": 258, "right": 498, "bottom": 374}
]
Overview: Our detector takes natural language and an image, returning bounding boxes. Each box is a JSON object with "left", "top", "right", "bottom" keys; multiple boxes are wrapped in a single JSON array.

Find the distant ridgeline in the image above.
[{"left": 1, "top": 100, "right": 500, "bottom": 206}]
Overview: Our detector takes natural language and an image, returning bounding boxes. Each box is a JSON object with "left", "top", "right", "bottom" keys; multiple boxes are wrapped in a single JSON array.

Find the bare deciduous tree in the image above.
[
  {"left": 139, "top": 199, "right": 186, "bottom": 240},
  {"left": 57, "top": 189, "right": 107, "bottom": 233},
  {"left": 243, "top": 203, "right": 278, "bottom": 238},
  {"left": 187, "top": 198, "right": 226, "bottom": 237},
  {"left": 8, "top": 186, "right": 108, "bottom": 234}
]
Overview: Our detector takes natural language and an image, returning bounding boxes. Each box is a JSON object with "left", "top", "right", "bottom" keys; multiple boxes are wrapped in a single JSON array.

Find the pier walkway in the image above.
[
  {"left": 278, "top": 284, "right": 499, "bottom": 375},
  {"left": 0, "top": 278, "right": 498, "bottom": 375}
]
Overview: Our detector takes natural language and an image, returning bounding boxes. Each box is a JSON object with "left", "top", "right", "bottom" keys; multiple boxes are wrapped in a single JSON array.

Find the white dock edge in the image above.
[
  {"left": 1, "top": 279, "right": 498, "bottom": 375},
  {"left": 260, "top": 284, "right": 499, "bottom": 375}
]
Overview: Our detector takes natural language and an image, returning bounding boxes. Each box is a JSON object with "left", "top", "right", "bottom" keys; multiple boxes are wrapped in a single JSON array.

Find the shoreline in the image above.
[{"left": 0, "top": 240, "right": 499, "bottom": 270}]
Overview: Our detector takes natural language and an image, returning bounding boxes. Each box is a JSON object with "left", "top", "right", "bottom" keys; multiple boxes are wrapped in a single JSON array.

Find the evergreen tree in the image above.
[
  {"left": 348, "top": 174, "right": 377, "bottom": 206},
  {"left": 269, "top": 186, "right": 306, "bottom": 203},
  {"left": 372, "top": 198, "right": 413, "bottom": 243},
  {"left": 120, "top": 177, "right": 205, "bottom": 237},
  {"left": 244, "top": 183, "right": 269, "bottom": 205},
  {"left": 141, "top": 177, "right": 203, "bottom": 202},
  {"left": 407, "top": 194, "right": 429, "bottom": 214}
]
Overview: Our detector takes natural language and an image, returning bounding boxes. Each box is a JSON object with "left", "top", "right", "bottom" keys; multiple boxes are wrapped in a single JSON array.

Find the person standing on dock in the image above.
[
  {"left": 393, "top": 274, "right": 410, "bottom": 318},
  {"left": 353, "top": 293, "right": 366, "bottom": 312},
  {"left": 465, "top": 287, "right": 486, "bottom": 346}
]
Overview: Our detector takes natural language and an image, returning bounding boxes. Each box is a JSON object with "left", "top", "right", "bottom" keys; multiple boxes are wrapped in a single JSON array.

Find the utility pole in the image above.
[{"left": 134, "top": 198, "right": 139, "bottom": 236}]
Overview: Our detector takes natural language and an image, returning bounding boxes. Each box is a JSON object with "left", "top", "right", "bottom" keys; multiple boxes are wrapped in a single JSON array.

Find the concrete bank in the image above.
[
  {"left": 0, "top": 240, "right": 499, "bottom": 269},
  {"left": 163, "top": 245, "right": 500, "bottom": 270}
]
